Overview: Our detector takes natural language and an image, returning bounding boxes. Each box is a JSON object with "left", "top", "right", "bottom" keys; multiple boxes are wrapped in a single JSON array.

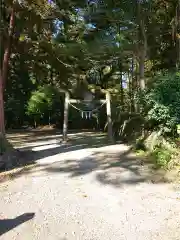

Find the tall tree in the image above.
[{"left": 0, "top": 2, "right": 15, "bottom": 136}]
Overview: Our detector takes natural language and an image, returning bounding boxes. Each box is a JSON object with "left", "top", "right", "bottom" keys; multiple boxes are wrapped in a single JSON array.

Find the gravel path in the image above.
[{"left": 0, "top": 132, "right": 180, "bottom": 240}]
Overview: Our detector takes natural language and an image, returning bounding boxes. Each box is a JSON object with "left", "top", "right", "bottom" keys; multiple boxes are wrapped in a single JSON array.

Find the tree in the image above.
[
  {"left": 0, "top": 1, "right": 15, "bottom": 137},
  {"left": 0, "top": 0, "right": 55, "bottom": 151}
]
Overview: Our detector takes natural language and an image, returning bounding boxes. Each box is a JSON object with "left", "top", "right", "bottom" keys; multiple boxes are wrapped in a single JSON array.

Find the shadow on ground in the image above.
[
  {"left": 42, "top": 148, "right": 163, "bottom": 187},
  {"left": 0, "top": 130, "right": 111, "bottom": 179},
  {"left": 6, "top": 129, "right": 107, "bottom": 147},
  {"left": 0, "top": 129, "right": 167, "bottom": 186},
  {"left": 0, "top": 213, "right": 35, "bottom": 236}
]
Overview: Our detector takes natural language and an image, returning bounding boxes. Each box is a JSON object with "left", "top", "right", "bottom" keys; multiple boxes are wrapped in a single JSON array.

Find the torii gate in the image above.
[{"left": 61, "top": 89, "right": 113, "bottom": 142}]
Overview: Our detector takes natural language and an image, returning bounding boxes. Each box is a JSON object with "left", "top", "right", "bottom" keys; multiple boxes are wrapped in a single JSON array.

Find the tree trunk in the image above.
[
  {"left": 134, "top": 59, "right": 140, "bottom": 113},
  {"left": 139, "top": 49, "right": 146, "bottom": 90},
  {"left": 48, "top": 114, "right": 51, "bottom": 126},
  {"left": 2, "top": 6, "right": 15, "bottom": 88},
  {"left": 63, "top": 92, "right": 70, "bottom": 142},
  {"left": 0, "top": 74, "right": 5, "bottom": 136},
  {"left": 0, "top": 72, "right": 5, "bottom": 155},
  {"left": 106, "top": 92, "right": 113, "bottom": 142},
  {"left": 0, "top": 5, "right": 15, "bottom": 148},
  {"left": 129, "top": 58, "right": 134, "bottom": 112},
  {"left": 176, "top": 0, "right": 180, "bottom": 70},
  {"left": 137, "top": 0, "right": 147, "bottom": 90},
  {"left": 119, "top": 64, "right": 124, "bottom": 111}
]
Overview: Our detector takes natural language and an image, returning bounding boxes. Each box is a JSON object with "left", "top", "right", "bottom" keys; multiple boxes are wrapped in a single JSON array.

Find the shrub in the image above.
[
  {"left": 143, "top": 72, "right": 180, "bottom": 136},
  {"left": 26, "top": 85, "right": 61, "bottom": 127},
  {"left": 151, "top": 147, "right": 173, "bottom": 169}
]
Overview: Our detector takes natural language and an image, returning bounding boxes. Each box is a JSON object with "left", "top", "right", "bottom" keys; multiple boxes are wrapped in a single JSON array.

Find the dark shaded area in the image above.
[
  {"left": 112, "top": 112, "right": 145, "bottom": 142},
  {"left": 0, "top": 213, "right": 35, "bottom": 236}
]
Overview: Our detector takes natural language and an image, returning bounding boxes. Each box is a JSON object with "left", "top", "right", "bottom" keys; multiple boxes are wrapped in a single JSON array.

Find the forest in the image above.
[{"left": 0, "top": 0, "right": 180, "bottom": 170}]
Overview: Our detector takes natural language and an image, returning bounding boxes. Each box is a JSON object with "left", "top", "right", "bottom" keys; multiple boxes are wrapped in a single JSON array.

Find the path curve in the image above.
[{"left": 0, "top": 131, "right": 180, "bottom": 240}]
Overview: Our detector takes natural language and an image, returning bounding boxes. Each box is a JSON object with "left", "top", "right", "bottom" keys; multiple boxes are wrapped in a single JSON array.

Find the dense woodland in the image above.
[{"left": 0, "top": 0, "right": 180, "bottom": 168}]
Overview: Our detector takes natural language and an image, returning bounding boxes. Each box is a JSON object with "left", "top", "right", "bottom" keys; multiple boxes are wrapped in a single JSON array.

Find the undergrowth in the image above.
[
  {"left": 150, "top": 147, "right": 175, "bottom": 169},
  {"left": 134, "top": 137, "right": 180, "bottom": 170}
]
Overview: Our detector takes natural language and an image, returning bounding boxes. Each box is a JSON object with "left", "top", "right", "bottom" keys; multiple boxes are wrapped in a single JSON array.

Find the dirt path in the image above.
[{"left": 0, "top": 131, "right": 180, "bottom": 240}]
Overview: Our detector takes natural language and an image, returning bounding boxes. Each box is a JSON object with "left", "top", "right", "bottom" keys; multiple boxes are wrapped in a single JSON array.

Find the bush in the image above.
[
  {"left": 26, "top": 85, "right": 62, "bottom": 127},
  {"left": 141, "top": 72, "right": 180, "bottom": 136},
  {"left": 151, "top": 147, "right": 172, "bottom": 169}
]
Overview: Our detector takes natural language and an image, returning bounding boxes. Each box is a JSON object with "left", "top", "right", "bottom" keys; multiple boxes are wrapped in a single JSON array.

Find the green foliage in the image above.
[
  {"left": 134, "top": 136, "right": 178, "bottom": 169},
  {"left": 27, "top": 85, "right": 53, "bottom": 115},
  {"left": 150, "top": 147, "right": 173, "bottom": 169},
  {"left": 144, "top": 72, "right": 180, "bottom": 135},
  {"left": 134, "top": 144, "right": 175, "bottom": 170},
  {"left": 26, "top": 85, "right": 61, "bottom": 126}
]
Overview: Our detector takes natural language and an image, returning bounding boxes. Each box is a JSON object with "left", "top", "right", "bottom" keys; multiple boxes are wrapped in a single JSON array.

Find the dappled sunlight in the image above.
[
  {"left": 32, "top": 143, "right": 62, "bottom": 151},
  {"left": 1, "top": 130, "right": 167, "bottom": 186},
  {"left": 35, "top": 145, "right": 155, "bottom": 186},
  {"left": 36, "top": 148, "right": 94, "bottom": 165}
]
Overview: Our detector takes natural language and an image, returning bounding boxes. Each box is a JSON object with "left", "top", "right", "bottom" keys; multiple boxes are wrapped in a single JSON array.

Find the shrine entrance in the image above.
[{"left": 61, "top": 90, "right": 113, "bottom": 142}]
